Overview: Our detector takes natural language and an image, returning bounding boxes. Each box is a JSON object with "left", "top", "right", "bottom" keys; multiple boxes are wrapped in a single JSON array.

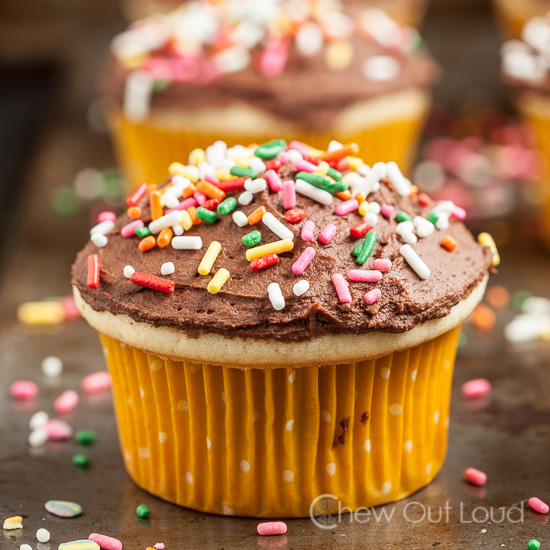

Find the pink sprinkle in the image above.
[
  {"left": 452, "top": 205, "right": 467, "bottom": 220},
  {"left": 332, "top": 274, "right": 351, "bottom": 304},
  {"left": 266, "top": 169, "right": 283, "bottom": 192},
  {"left": 294, "top": 159, "right": 317, "bottom": 173},
  {"left": 461, "top": 378, "right": 491, "bottom": 399},
  {"left": 81, "top": 371, "right": 112, "bottom": 394},
  {"left": 54, "top": 389, "right": 79, "bottom": 415},
  {"left": 46, "top": 419, "right": 72, "bottom": 441},
  {"left": 335, "top": 198, "right": 359, "bottom": 216},
  {"left": 257, "top": 41, "right": 288, "bottom": 77},
  {"left": 528, "top": 497, "right": 549, "bottom": 514},
  {"left": 97, "top": 211, "right": 116, "bottom": 224},
  {"left": 204, "top": 173, "right": 219, "bottom": 185},
  {"left": 166, "top": 197, "right": 197, "bottom": 214},
  {"left": 121, "top": 220, "right": 144, "bottom": 238},
  {"left": 349, "top": 270, "right": 383, "bottom": 282},
  {"left": 318, "top": 223, "right": 337, "bottom": 245},
  {"left": 62, "top": 295, "right": 81, "bottom": 321},
  {"left": 301, "top": 220, "right": 315, "bottom": 241},
  {"left": 276, "top": 151, "right": 289, "bottom": 164},
  {"left": 257, "top": 521, "right": 287, "bottom": 536},
  {"left": 193, "top": 191, "right": 207, "bottom": 206},
  {"left": 363, "top": 288, "right": 382, "bottom": 304},
  {"left": 372, "top": 259, "right": 392, "bottom": 272},
  {"left": 89, "top": 533, "right": 122, "bottom": 550},
  {"left": 292, "top": 247, "right": 316, "bottom": 275},
  {"left": 380, "top": 204, "right": 394, "bottom": 218},
  {"left": 282, "top": 180, "right": 296, "bottom": 209},
  {"left": 465, "top": 467, "right": 487, "bottom": 486},
  {"left": 153, "top": 545, "right": 165, "bottom": 550},
  {"left": 10, "top": 380, "right": 38, "bottom": 400},
  {"left": 288, "top": 141, "right": 310, "bottom": 157}
]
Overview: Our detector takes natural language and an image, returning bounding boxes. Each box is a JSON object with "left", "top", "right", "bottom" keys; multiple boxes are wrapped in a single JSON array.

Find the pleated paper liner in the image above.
[
  {"left": 109, "top": 107, "right": 428, "bottom": 192},
  {"left": 99, "top": 326, "right": 460, "bottom": 518}
]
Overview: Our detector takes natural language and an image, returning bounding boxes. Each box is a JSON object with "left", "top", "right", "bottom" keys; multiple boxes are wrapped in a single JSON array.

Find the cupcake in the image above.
[
  {"left": 347, "top": 0, "right": 428, "bottom": 27},
  {"left": 493, "top": 0, "right": 550, "bottom": 39},
  {"left": 103, "top": 0, "right": 438, "bottom": 189},
  {"left": 501, "top": 12, "right": 550, "bottom": 245},
  {"left": 72, "top": 139, "right": 493, "bottom": 518}
]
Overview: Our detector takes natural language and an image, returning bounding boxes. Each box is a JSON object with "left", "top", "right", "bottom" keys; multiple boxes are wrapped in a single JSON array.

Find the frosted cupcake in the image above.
[
  {"left": 103, "top": 0, "right": 438, "bottom": 189},
  {"left": 501, "top": 12, "right": 550, "bottom": 245},
  {"left": 72, "top": 139, "right": 493, "bottom": 517}
]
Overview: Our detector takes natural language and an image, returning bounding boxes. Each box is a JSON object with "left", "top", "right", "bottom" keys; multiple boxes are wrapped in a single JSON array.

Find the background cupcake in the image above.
[
  {"left": 72, "top": 139, "right": 493, "bottom": 517},
  {"left": 493, "top": 0, "right": 550, "bottom": 39},
  {"left": 501, "top": 12, "right": 550, "bottom": 245},
  {"left": 103, "top": 0, "right": 438, "bottom": 189}
]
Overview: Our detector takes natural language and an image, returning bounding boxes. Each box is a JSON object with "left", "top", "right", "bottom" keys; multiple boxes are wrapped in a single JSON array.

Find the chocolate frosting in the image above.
[{"left": 72, "top": 163, "right": 492, "bottom": 342}]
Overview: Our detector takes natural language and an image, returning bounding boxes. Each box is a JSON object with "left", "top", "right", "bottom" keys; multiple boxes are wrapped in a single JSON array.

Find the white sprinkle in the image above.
[
  {"left": 161, "top": 193, "right": 180, "bottom": 209},
  {"left": 296, "top": 21, "right": 324, "bottom": 56},
  {"left": 262, "top": 212, "right": 294, "bottom": 241},
  {"left": 244, "top": 178, "right": 267, "bottom": 194},
  {"left": 432, "top": 200, "right": 455, "bottom": 215},
  {"left": 161, "top": 262, "right": 175, "bottom": 276},
  {"left": 20, "top": 544, "right": 33, "bottom": 550},
  {"left": 206, "top": 141, "right": 227, "bottom": 167},
  {"left": 400, "top": 244, "right": 430, "bottom": 279},
  {"left": 522, "top": 296, "right": 550, "bottom": 315},
  {"left": 435, "top": 214, "right": 449, "bottom": 230},
  {"left": 328, "top": 140, "right": 343, "bottom": 152},
  {"left": 362, "top": 55, "right": 400, "bottom": 81},
  {"left": 364, "top": 212, "right": 378, "bottom": 226},
  {"left": 413, "top": 216, "right": 434, "bottom": 238},
  {"left": 386, "top": 161, "right": 411, "bottom": 196},
  {"left": 90, "top": 232, "right": 108, "bottom": 248},
  {"left": 293, "top": 280, "right": 310, "bottom": 296},
  {"left": 41, "top": 356, "right": 63, "bottom": 377},
  {"left": 171, "top": 236, "right": 203, "bottom": 250},
  {"left": 287, "top": 149, "right": 303, "bottom": 163},
  {"left": 123, "top": 265, "right": 135, "bottom": 278},
  {"left": 249, "top": 157, "right": 266, "bottom": 174},
  {"left": 295, "top": 179, "right": 333, "bottom": 206},
  {"left": 238, "top": 191, "right": 254, "bottom": 205},
  {"left": 90, "top": 220, "right": 115, "bottom": 236},
  {"left": 232, "top": 211, "right": 248, "bottom": 227},
  {"left": 368, "top": 201, "right": 381, "bottom": 214},
  {"left": 214, "top": 45, "right": 250, "bottom": 74},
  {"left": 29, "top": 427, "right": 48, "bottom": 448},
  {"left": 148, "top": 210, "right": 184, "bottom": 234},
  {"left": 396, "top": 221, "right": 417, "bottom": 245},
  {"left": 29, "top": 411, "right": 49, "bottom": 430},
  {"left": 268, "top": 282, "right": 285, "bottom": 311},
  {"left": 362, "top": 162, "right": 386, "bottom": 195},
  {"left": 36, "top": 528, "right": 50, "bottom": 543},
  {"left": 172, "top": 224, "right": 184, "bottom": 236},
  {"left": 123, "top": 70, "right": 154, "bottom": 123}
]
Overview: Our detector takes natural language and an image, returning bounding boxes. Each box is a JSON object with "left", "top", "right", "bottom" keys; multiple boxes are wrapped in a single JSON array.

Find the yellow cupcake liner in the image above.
[
  {"left": 99, "top": 326, "right": 460, "bottom": 518},
  {"left": 110, "top": 109, "right": 427, "bottom": 191}
]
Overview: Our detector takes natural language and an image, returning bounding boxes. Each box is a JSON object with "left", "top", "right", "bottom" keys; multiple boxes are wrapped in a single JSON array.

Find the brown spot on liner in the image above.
[
  {"left": 332, "top": 417, "right": 351, "bottom": 447},
  {"left": 360, "top": 412, "right": 369, "bottom": 424}
]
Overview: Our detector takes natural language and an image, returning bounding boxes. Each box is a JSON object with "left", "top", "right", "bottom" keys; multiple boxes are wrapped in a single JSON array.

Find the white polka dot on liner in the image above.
[
  {"left": 381, "top": 481, "right": 392, "bottom": 495},
  {"left": 426, "top": 463, "right": 432, "bottom": 476},
  {"left": 283, "top": 470, "right": 294, "bottom": 483},
  {"left": 364, "top": 439, "right": 371, "bottom": 453},
  {"left": 389, "top": 403, "right": 403, "bottom": 416},
  {"left": 139, "top": 388, "right": 145, "bottom": 398},
  {"left": 221, "top": 392, "right": 226, "bottom": 404},
  {"left": 433, "top": 411, "right": 440, "bottom": 424},
  {"left": 206, "top": 437, "right": 212, "bottom": 449},
  {"left": 186, "top": 471, "right": 193, "bottom": 484},
  {"left": 380, "top": 367, "right": 390, "bottom": 380},
  {"left": 285, "top": 419, "right": 294, "bottom": 432},
  {"left": 411, "top": 370, "right": 418, "bottom": 381},
  {"left": 222, "top": 505, "right": 234, "bottom": 515},
  {"left": 288, "top": 371, "right": 296, "bottom": 384},
  {"left": 326, "top": 463, "right": 336, "bottom": 476},
  {"left": 240, "top": 459, "right": 250, "bottom": 473},
  {"left": 177, "top": 400, "right": 188, "bottom": 411},
  {"left": 158, "top": 432, "right": 167, "bottom": 444},
  {"left": 251, "top": 410, "right": 260, "bottom": 423},
  {"left": 321, "top": 410, "right": 332, "bottom": 423},
  {"left": 404, "top": 440, "right": 413, "bottom": 453},
  {"left": 149, "top": 359, "right": 163, "bottom": 371},
  {"left": 138, "top": 447, "right": 150, "bottom": 459}
]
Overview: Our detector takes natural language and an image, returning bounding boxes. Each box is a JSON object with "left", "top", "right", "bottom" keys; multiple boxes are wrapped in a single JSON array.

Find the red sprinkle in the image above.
[
  {"left": 304, "top": 156, "right": 320, "bottom": 166},
  {"left": 130, "top": 272, "right": 175, "bottom": 293},
  {"left": 214, "top": 177, "right": 249, "bottom": 192},
  {"left": 335, "top": 159, "right": 349, "bottom": 172},
  {"left": 285, "top": 208, "right": 306, "bottom": 223},
  {"left": 87, "top": 254, "right": 100, "bottom": 289},
  {"left": 126, "top": 183, "right": 148, "bottom": 207},
  {"left": 417, "top": 192, "right": 431, "bottom": 207},
  {"left": 350, "top": 221, "right": 371, "bottom": 239},
  {"left": 265, "top": 159, "right": 282, "bottom": 172},
  {"left": 250, "top": 254, "right": 279, "bottom": 270},
  {"left": 202, "top": 198, "right": 220, "bottom": 211}
]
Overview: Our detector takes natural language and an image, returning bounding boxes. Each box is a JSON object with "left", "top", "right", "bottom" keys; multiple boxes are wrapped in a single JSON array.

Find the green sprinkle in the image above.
[
  {"left": 352, "top": 239, "right": 365, "bottom": 258},
  {"left": 230, "top": 166, "right": 256, "bottom": 179},
  {"left": 296, "top": 172, "right": 332, "bottom": 189},
  {"left": 75, "top": 430, "right": 96, "bottom": 446},
  {"left": 528, "top": 540, "right": 541, "bottom": 550},
  {"left": 196, "top": 206, "right": 218, "bottom": 224},
  {"left": 254, "top": 139, "right": 287, "bottom": 160},
  {"left": 356, "top": 231, "right": 377, "bottom": 265},
  {"left": 427, "top": 212, "right": 439, "bottom": 225},
  {"left": 513, "top": 290, "right": 531, "bottom": 311},
  {"left": 135, "top": 227, "right": 151, "bottom": 238},
  {"left": 217, "top": 197, "right": 237, "bottom": 215},
  {"left": 327, "top": 180, "right": 349, "bottom": 194},
  {"left": 242, "top": 231, "right": 262, "bottom": 247},
  {"left": 396, "top": 211, "right": 413, "bottom": 223},
  {"left": 72, "top": 454, "right": 89, "bottom": 468},
  {"left": 152, "top": 80, "right": 170, "bottom": 92},
  {"left": 136, "top": 504, "right": 150, "bottom": 518},
  {"left": 327, "top": 167, "right": 342, "bottom": 181}
]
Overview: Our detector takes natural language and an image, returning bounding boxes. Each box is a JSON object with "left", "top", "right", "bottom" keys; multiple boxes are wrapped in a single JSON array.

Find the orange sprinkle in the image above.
[
  {"left": 317, "top": 143, "right": 359, "bottom": 162},
  {"left": 248, "top": 206, "right": 267, "bottom": 225},
  {"left": 187, "top": 206, "right": 202, "bottom": 225},
  {"left": 127, "top": 206, "right": 141, "bottom": 219},
  {"left": 139, "top": 235, "right": 156, "bottom": 252},
  {"left": 408, "top": 184, "right": 419, "bottom": 198},
  {"left": 196, "top": 180, "right": 226, "bottom": 201},
  {"left": 335, "top": 190, "right": 352, "bottom": 201},
  {"left": 182, "top": 184, "right": 197, "bottom": 199},
  {"left": 486, "top": 285, "right": 510, "bottom": 309},
  {"left": 441, "top": 235, "right": 457, "bottom": 252},
  {"left": 150, "top": 191, "right": 163, "bottom": 220},
  {"left": 354, "top": 192, "right": 365, "bottom": 204},
  {"left": 157, "top": 227, "right": 173, "bottom": 248},
  {"left": 471, "top": 304, "right": 496, "bottom": 332}
]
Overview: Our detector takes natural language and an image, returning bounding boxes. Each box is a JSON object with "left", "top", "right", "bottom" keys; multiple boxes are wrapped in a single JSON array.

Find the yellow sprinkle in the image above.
[
  {"left": 358, "top": 201, "right": 369, "bottom": 216},
  {"left": 168, "top": 162, "right": 199, "bottom": 182},
  {"left": 325, "top": 40, "right": 353, "bottom": 70},
  {"left": 198, "top": 241, "right": 222, "bottom": 275},
  {"left": 346, "top": 156, "right": 364, "bottom": 170},
  {"left": 207, "top": 268, "right": 230, "bottom": 294},
  {"left": 188, "top": 148, "right": 205, "bottom": 166},
  {"left": 342, "top": 173, "right": 356, "bottom": 184},
  {"left": 478, "top": 232, "right": 500, "bottom": 266},
  {"left": 314, "top": 161, "right": 330, "bottom": 176},
  {"left": 215, "top": 168, "right": 232, "bottom": 181},
  {"left": 245, "top": 239, "right": 294, "bottom": 262},
  {"left": 180, "top": 210, "right": 193, "bottom": 231},
  {"left": 17, "top": 301, "right": 65, "bottom": 326},
  {"left": 3, "top": 516, "right": 23, "bottom": 530}
]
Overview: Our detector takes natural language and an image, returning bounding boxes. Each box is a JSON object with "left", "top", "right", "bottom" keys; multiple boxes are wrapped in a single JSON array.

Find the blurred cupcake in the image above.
[
  {"left": 501, "top": 12, "right": 550, "bottom": 245},
  {"left": 103, "top": 0, "right": 438, "bottom": 189},
  {"left": 72, "top": 138, "right": 493, "bottom": 517},
  {"left": 493, "top": 0, "right": 550, "bottom": 39},
  {"left": 346, "top": 0, "right": 428, "bottom": 28}
]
